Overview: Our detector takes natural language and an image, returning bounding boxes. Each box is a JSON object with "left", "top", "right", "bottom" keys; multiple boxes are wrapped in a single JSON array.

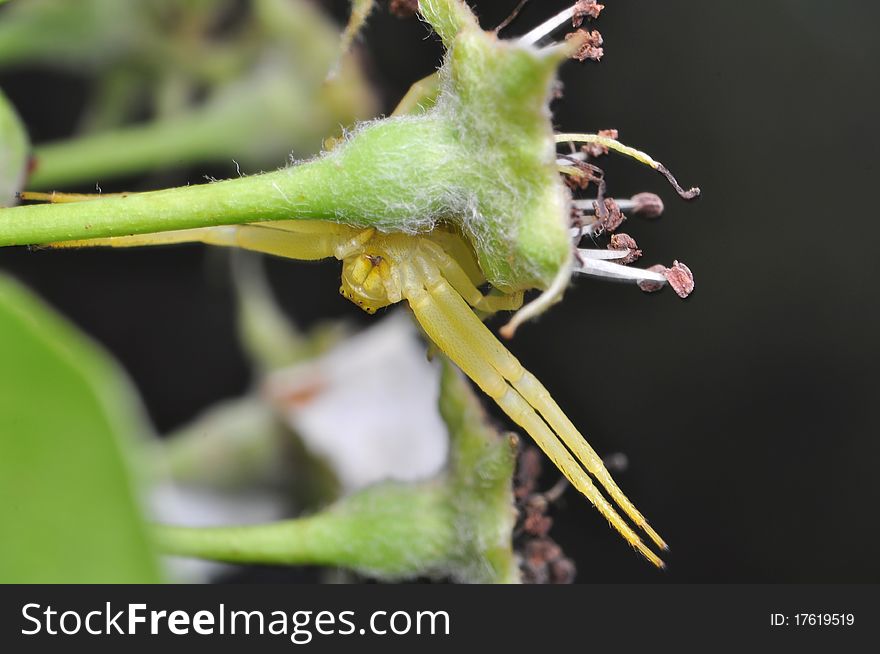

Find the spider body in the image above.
[
  {"left": 0, "top": 0, "right": 693, "bottom": 568},
  {"left": 52, "top": 218, "right": 667, "bottom": 567}
]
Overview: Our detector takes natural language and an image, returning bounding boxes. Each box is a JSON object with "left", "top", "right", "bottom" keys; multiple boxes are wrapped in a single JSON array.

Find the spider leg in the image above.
[
  {"left": 421, "top": 256, "right": 667, "bottom": 551},
  {"left": 402, "top": 254, "right": 664, "bottom": 567},
  {"left": 409, "top": 241, "right": 667, "bottom": 547},
  {"left": 424, "top": 229, "right": 485, "bottom": 287},
  {"left": 19, "top": 191, "right": 132, "bottom": 204},
  {"left": 420, "top": 239, "right": 524, "bottom": 313},
  {"left": 45, "top": 221, "right": 364, "bottom": 262},
  {"left": 511, "top": 372, "right": 667, "bottom": 550}
]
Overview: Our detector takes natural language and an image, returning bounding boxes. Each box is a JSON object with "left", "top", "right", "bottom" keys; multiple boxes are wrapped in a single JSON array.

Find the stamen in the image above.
[
  {"left": 573, "top": 197, "right": 634, "bottom": 213},
  {"left": 556, "top": 133, "right": 701, "bottom": 200},
  {"left": 598, "top": 197, "right": 625, "bottom": 232},
  {"left": 566, "top": 29, "right": 603, "bottom": 62},
  {"left": 572, "top": 1, "right": 605, "bottom": 26},
  {"left": 581, "top": 128, "right": 618, "bottom": 157},
  {"left": 637, "top": 266, "right": 668, "bottom": 293},
  {"left": 637, "top": 262, "right": 695, "bottom": 297},
  {"left": 558, "top": 157, "right": 605, "bottom": 192},
  {"left": 629, "top": 192, "right": 665, "bottom": 218},
  {"left": 664, "top": 260, "right": 695, "bottom": 298},
  {"left": 574, "top": 255, "right": 668, "bottom": 285},
  {"left": 569, "top": 220, "right": 603, "bottom": 241},
  {"left": 608, "top": 233, "right": 642, "bottom": 264},
  {"left": 389, "top": 0, "right": 419, "bottom": 18},
  {"left": 573, "top": 193, "right": 665, "bottom": 218},
  {"left": 574, "top": 248, "right": 632, "bottom": 261},
  {"left": 518, "top": 6, "right": 576, "bottom": 46}
]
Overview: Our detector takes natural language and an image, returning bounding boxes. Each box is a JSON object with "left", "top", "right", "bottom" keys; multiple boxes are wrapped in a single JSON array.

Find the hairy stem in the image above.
[
  {"left": 0, "top": 118, "right": 454, "bottom": 246},
  {"left": 156, "top": 482, "right": 455, "bottom": 577},
  {"left": 154, "top": 358, "right": 519, "bottom": 583}
]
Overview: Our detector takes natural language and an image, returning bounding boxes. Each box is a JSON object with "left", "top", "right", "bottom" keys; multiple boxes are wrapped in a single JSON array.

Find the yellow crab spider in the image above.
[
  {"left": 49, "top": 217, "right": 667, "bottom": 568},
  {"left": 1, "top": 1, "right": 702, "bottom": 568}
]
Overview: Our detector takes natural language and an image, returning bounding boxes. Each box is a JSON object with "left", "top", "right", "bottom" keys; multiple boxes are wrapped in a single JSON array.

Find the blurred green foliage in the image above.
[
  {"left": 0, "top": 275, "right": 160, "bottom": 582},
  {"left": 0, "top": 87, "right": 27, "bottom": 205},
  {"left": 0, "top": 0, "right": 377, "bottom": 188}
]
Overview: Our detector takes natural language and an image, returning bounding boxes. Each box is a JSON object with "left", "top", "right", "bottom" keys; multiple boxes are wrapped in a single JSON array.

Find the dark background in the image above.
[{"left": 1, "top": 0, "right": 878, "bottom": 582}]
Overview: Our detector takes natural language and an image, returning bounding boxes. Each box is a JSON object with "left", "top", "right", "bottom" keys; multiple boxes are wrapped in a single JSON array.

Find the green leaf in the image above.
[
  {"left": 0, "top": 275, "right": 161, "bottom": 582},
  {"left": 0, "top": 87, "right": 28, "bottom": 207}
]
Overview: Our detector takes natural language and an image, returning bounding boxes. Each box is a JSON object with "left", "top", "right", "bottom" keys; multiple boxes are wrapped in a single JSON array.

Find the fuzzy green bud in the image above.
[{"left": 0, "top": 0, "right": 574, "bottom": 291}]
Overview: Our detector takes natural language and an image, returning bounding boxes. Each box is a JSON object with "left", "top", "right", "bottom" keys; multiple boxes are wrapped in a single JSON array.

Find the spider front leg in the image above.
[
  {"left": 418, "top": 239, "right": 524, "bottom": 314},
  {"left": 401, "top": 250, "right": 666, "bottom": 568},
  {"left": 45, "top": 220, "right": 370, "bottom": 263}
]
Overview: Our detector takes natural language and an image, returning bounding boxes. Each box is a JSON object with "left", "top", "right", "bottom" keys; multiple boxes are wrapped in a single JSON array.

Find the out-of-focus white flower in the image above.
[{"left": 264, "top": 311, "right": 448, "bottom": 492}]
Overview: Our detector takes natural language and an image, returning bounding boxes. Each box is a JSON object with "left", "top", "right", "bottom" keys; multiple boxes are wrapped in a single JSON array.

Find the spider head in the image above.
[{"left": 340, "top": 251, "right": 395, "bottom": 315}]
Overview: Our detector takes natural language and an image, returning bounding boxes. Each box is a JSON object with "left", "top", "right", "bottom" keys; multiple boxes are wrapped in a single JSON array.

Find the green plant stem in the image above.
[
  {"left": 28, "top": 60, "right": 369, "bottom": 189},
  {"left": 2, "top": 0, "right": 576, "bottom": 291},
  {"left": 438, "top": 358, "right": 519, "bottom": 582},
  {"left": 31, "top": 114, "right": 262, "bottom": 191},
  {"left": 155, "top": 482, "right": 456, "bottom": 578},
  {"left": 1, "top": 118, "right": 453, "bottom": 246},
  {"left": 153, "top": 358, "right": 519, "bottom": 583}
]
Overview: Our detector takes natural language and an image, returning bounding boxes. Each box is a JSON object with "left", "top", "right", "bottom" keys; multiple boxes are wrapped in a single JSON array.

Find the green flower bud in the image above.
[{"left": 1, "top": 0, "right": 576, "bottom": 293}]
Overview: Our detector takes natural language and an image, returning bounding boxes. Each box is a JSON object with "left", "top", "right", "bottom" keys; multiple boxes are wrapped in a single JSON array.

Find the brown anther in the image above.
[
  {"left": 523, "top": 502, "right": 553, "bottom": 537},
  {"left": 637, "top": 261, "right": 695, "bottom": 297},
  {"left": 564, "top": 176, "right": 586, "bottom": 191},
  {"left": 638, "top": 265, "right": 668, "bottom": 293},
  {"left": 521, "top": 539, "right": 576, "bottom": 584},
  {"left": 562, "top": 159, "right": 604, "bottom": 191},
  {"left": 581, "top": 128, "right": 618, "bottom": 158},
  {"left": 598, "top": 197, "right": 625, "bottom": 232},
  {"left": 525, "top": 539, "right": 563, "bottom": 568},
  {"left": 573, "top": 1, "right": 605, "bottom": 27},
  {"left": 514, "top": 447, "right": 576, "bottom": 583},
  {"left": 566, "top": 29, "right": 604, "bottom": 62},
  {"left": 550, "top": 557, "right": 577, "bottom": 584},
  {"left": 389, "top": 0, "right": 418, "bottom": 18},
  {"left": 665, "top": 260, "right": 695, "bottom": 298},
  {"left": 630, "top": 192, "right": 665, "bottom": 218},
  {"left": 608, "top": 233, "right": 642, "bottom": 264},
  {"left": 515, "top": 447, "right": 543, "bottom": 500}
]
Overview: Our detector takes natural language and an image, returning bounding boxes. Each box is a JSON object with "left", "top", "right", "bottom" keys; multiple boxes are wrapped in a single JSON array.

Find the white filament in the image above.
[
  {"left": 574, "top": 255, "right": 667, "bottom": 284},
  {"left": 518, "top": 6, "right": 576, "bottom": 46}
]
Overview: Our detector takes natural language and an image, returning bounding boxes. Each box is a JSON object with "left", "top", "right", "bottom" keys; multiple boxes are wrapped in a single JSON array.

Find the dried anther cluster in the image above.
[
  {"left": 389, "top": 0, "right": 419, "bottom": 17},
  {"left": 573, "top": 0, "right": 604, "bottom": 24},
  {"left": 566, "top": 1, "right": 606, "bottom": 61},
  {"left": 566, "top": 29, "right": 603, "bottom": 62},
  {"left": 514, "top": 2, "right": 698, "bottom": 300},
  {"left": 514, "top": 448, "right": 576, "bottom": 584},
  {"left": 562, "top": 131, "right": 697, "bottom": 299}
]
